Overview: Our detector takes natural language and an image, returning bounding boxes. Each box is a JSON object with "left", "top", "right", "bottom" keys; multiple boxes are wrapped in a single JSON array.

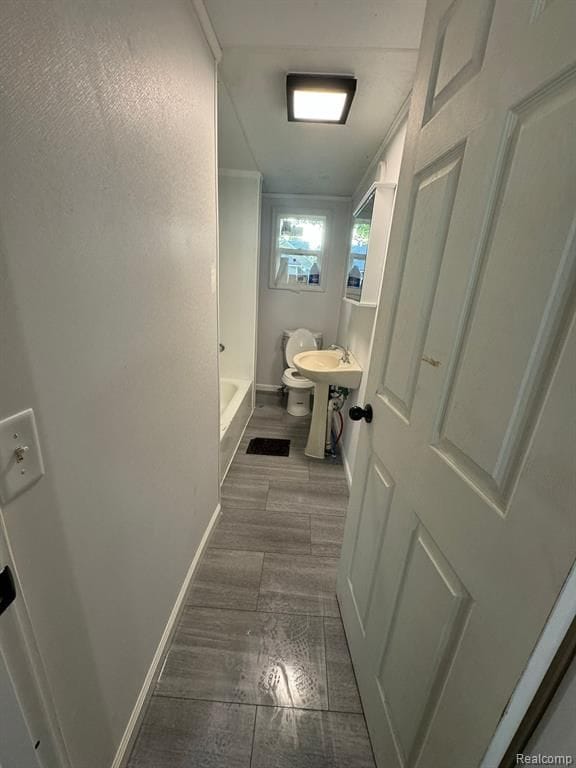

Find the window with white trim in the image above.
[{"left": 270, "top": 211, "right": 328, "bottom": 291}]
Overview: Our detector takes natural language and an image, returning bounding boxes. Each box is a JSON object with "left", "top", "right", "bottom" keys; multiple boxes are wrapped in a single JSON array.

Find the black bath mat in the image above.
[{"left": 246, "top": 437, "right": 291, "bottom": 457}]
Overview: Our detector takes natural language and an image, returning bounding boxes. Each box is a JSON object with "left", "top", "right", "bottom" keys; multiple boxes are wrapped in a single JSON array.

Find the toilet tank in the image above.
[{"left": 281, "top": 329, "right": 323, "bottom": 362}]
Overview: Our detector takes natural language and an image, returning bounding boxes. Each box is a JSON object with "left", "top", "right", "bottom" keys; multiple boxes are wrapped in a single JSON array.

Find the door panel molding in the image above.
[
  {"left": 531, "top": 0, "right": 559, "bottom": 22},
  {"left": 376, "top": 524, "right": 472, "bottom": 767},
  {"left": 424, "top": 0, "right": 496, "bottom": 124},
  {"left": 376, "top": 141, "right": 466, "bottom": 419},
  {"left": 348, "top": 460, "right": 395, "bottom": 636},
  {"left": 381, "top": 147, "right": 464, "bottom": 423},
  {"left": 432, "top": 67, "right": 576, "bottom": 513}
]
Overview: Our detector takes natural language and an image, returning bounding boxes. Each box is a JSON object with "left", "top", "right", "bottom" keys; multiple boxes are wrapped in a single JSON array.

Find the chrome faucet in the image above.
[{"left": 328, "top": 344, "right": 351, "bottom": 364}]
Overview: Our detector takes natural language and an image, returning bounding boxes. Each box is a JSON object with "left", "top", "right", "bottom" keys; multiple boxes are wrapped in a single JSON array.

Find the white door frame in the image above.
[
  {"left": 0, "top": 645, "right": 43, "bottom": 768},
  {"left": 481, "top": 560, "right": 576, "bottom": 766},
  {"left": 0, "top": 515, "right": 70, "bottom": 768}
]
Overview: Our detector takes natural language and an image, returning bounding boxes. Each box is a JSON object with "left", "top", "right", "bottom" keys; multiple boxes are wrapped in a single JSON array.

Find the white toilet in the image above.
[{"left": 281, "top": 328, "right": 323, "bottom": 416}]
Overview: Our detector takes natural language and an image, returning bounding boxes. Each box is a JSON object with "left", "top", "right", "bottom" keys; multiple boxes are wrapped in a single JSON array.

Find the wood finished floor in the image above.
[{"left": 128, "top": 393, "right": 374, "bottom": 768}]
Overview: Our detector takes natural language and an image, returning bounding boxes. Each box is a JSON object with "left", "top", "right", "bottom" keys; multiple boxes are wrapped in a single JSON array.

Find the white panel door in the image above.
[{"left": 337, "top": 1, "right": 576, "bottom": 766}]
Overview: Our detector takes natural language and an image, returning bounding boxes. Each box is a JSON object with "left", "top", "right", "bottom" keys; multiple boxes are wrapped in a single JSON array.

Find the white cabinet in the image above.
[{"left": 344, "top": 182, "right": 396, "bottom": 307}]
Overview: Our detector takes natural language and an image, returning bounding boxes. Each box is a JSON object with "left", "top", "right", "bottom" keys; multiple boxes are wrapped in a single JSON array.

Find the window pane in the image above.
[
  {"left": 276, "top": 251, "right": 321, "bottom": 287},
  {"left": 277, "top": 215, "right": 325, "bottom": 252},
  {"left": 350, "top": 219, "right": 370, "bottom": 281},
  {"left": 272, "top": 213, "right": 326, "bottom": 290}
]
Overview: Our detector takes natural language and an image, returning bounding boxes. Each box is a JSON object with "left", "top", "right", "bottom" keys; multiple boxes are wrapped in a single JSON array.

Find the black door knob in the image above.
[{"left": 348, "top": 404, "right": 373, "bottom": 423}]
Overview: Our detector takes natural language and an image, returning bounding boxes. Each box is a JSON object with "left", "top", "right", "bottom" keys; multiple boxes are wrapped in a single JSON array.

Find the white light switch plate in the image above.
[{"left": 0, "top": 409, "right": 45, "bottom": 505}]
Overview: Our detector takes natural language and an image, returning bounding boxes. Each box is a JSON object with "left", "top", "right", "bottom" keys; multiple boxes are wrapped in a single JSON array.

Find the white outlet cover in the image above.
[{"left": 0, "top": 409, "right": 45, "bottom": 505}]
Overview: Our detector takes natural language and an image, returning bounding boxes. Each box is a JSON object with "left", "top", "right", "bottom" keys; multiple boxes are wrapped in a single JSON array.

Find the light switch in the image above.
[{"left": 0, "top": 409, "right": 45, "bottom": 505}]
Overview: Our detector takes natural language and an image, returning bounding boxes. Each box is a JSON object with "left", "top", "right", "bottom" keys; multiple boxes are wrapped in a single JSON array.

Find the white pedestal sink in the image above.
[{"left": 293, "top": 349, "right": 362, "bottom": 459}]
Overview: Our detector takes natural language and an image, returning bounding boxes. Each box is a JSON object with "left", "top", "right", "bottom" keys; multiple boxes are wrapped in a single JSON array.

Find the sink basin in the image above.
[
  {"left": 293, "top": 349, "right": 362, "bottom": 389},
  {"left": 293, "top": 349, "right": 363, "bottom": 460}
]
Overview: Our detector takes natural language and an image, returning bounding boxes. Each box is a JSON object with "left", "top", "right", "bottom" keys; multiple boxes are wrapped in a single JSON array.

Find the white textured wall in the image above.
[
  {"left": 0, "top": 2, "right": 218, "bottom": 766},
  {"left": 337, "top": 120, "right": 407, "bottom": 479},
  {"left": 257, "top": 195, "right": 351, "bottom": 387},
  {"left": 218, "top": 81, "right": 259, "bottom": 173},
  {"left": 218, "top": 171, "right": 262, "bottom": 382}
]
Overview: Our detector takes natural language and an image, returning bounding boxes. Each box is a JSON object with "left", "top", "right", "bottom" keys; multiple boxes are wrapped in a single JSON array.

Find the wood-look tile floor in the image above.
[{"left": 128, "top": 393, "right": 375, "bottom": 768}]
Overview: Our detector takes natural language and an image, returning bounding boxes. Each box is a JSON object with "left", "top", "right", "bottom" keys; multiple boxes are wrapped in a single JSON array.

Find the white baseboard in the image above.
[
  {"left": 111, "top": 502, "right": 222, "bottom": 768},
  {"left": 255, "top": 383, "right": 282, "bottom": 392}
]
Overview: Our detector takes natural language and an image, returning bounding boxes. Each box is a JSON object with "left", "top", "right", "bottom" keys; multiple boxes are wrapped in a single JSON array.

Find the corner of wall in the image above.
[{"left": 191, "top": 0, "right": 222, "bottom": 62}]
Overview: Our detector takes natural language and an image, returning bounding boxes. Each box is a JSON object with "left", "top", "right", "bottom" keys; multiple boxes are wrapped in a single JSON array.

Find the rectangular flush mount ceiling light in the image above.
[{"left": 287, "top": 73, "right": 357, "bottom": 124}]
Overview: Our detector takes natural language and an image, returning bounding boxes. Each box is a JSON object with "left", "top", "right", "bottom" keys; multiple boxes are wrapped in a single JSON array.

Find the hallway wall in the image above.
[{"left": 0, "top": 2, "right": 219, "bottom": 766}]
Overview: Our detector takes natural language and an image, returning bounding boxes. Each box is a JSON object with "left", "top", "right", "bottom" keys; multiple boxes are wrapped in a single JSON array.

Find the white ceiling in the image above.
[{"left": 206, "top": 0, "right": 426, "bottom": 196}]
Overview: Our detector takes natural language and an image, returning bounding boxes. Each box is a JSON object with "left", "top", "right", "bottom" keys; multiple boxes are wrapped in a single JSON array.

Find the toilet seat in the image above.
[
  {"left": 282, "top": 366, "right": 314, "bottom": 389},
  {"left": 285, "top": 328, "right": 318, "bottom": 366}
]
